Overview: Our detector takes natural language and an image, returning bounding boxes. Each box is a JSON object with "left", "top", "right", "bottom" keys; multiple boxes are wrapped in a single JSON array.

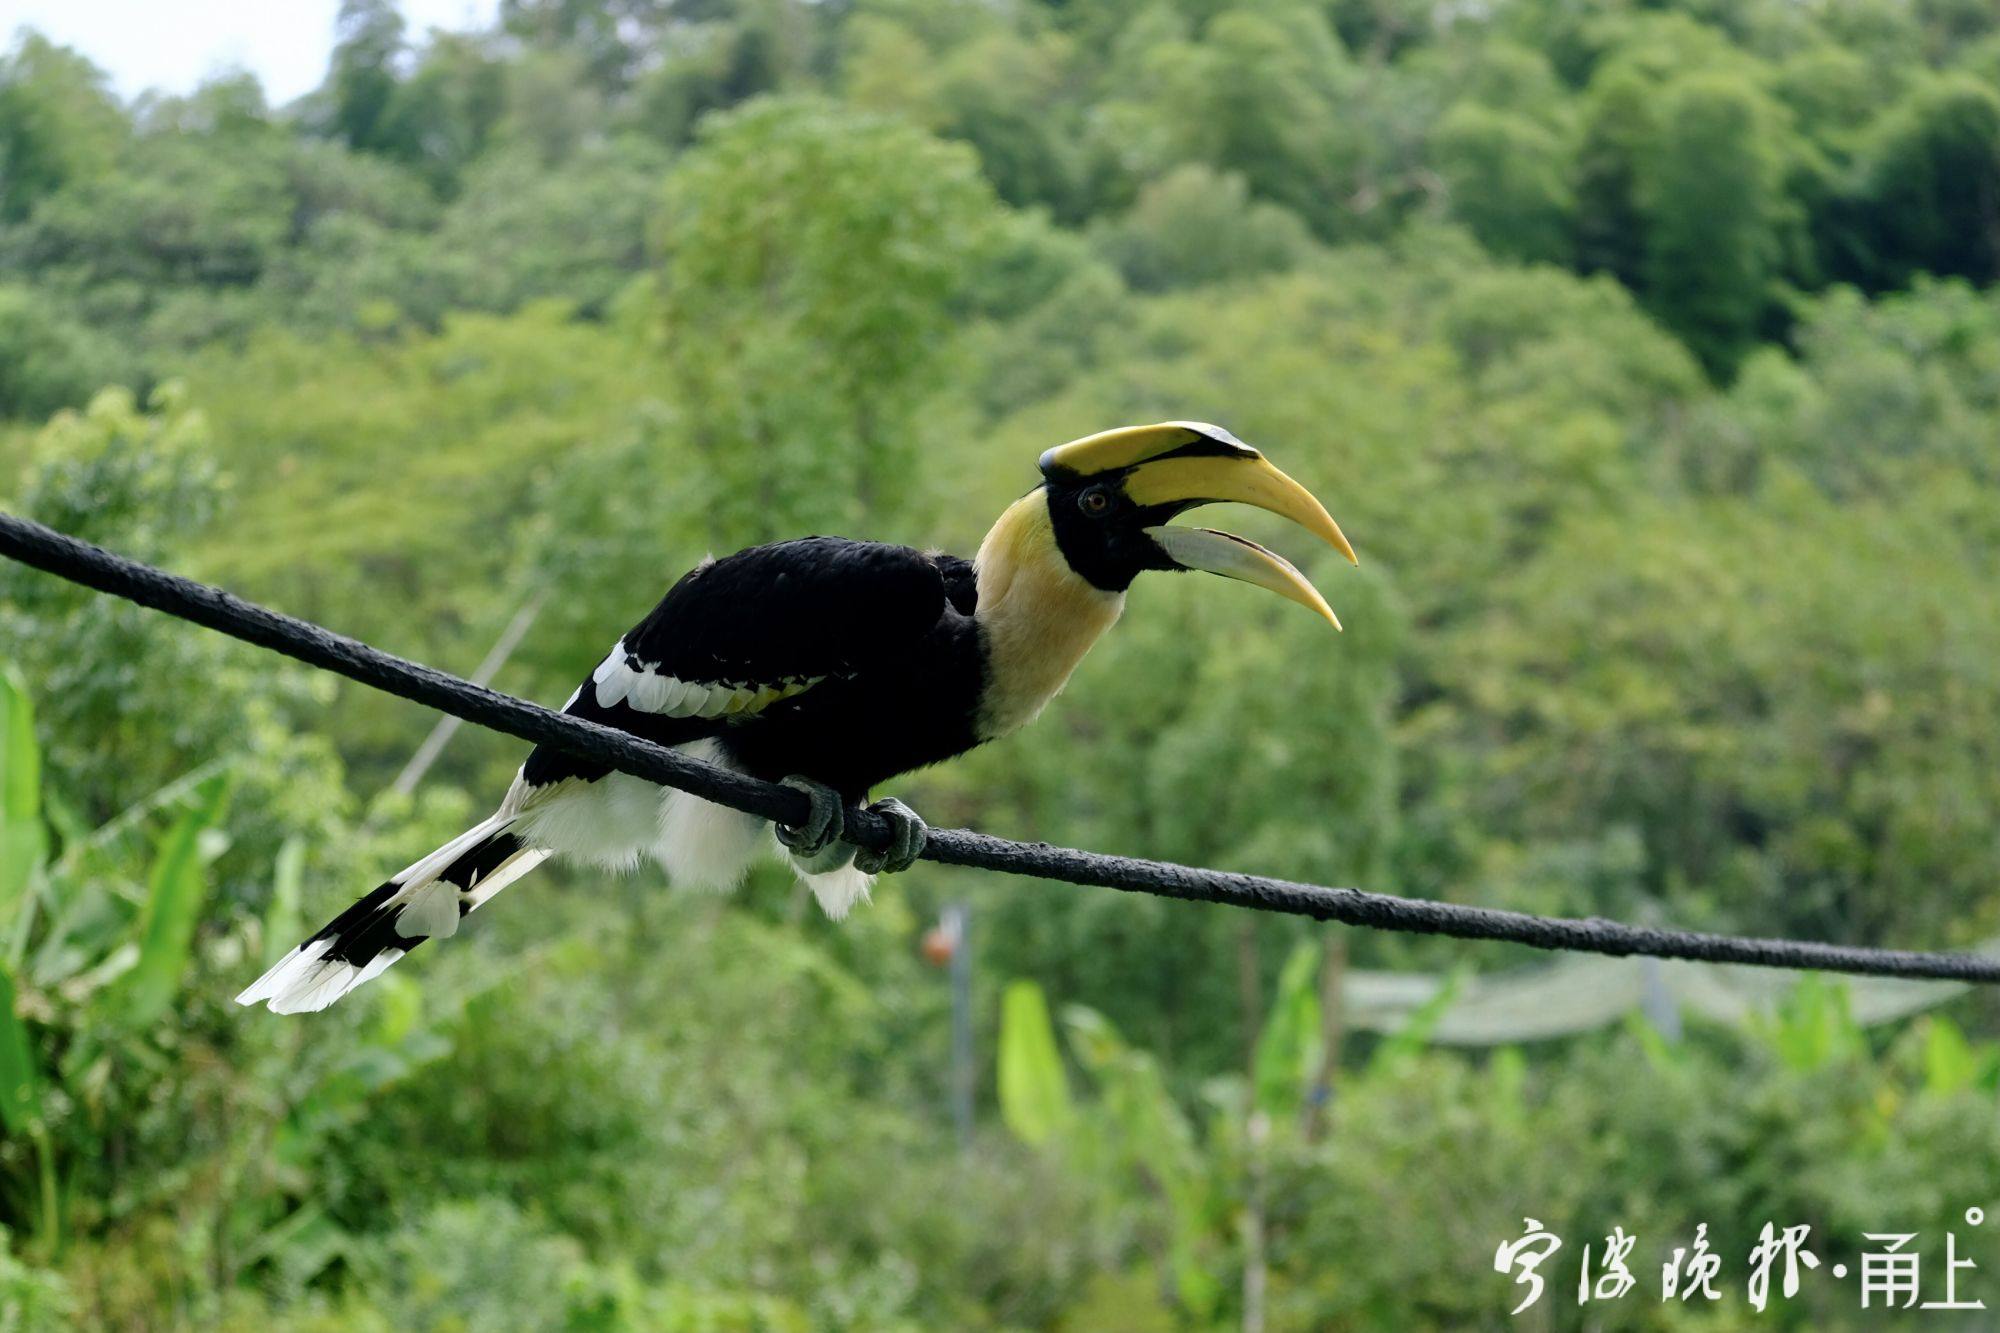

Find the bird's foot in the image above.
[
  {"left": 853, "top": 798, "right": 927, "bottom": 876},
  {"left": 776, "top": 780, "right": 926, "bottom": 877},
  {"left": 775, "top": 776, "right": 844, "bottom": 858}
]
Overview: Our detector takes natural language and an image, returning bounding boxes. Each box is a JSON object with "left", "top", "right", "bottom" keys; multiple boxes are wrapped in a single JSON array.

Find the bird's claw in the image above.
[
  {"left": 854, "top": 797, "right": 927, "bottom": 876},
  {"left": 775, "top": 776, "right": 844, "bottom": 858},
  {"left": 777, "top": 780, "right": 925, "bottom": 876}
]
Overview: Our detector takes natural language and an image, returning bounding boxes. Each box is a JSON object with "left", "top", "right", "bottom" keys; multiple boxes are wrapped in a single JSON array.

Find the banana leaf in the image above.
[
  {"left": 262, "top": 838, "right": 305, "bottom": 968},
  {"left": 0, "top": 667, "right": 48, "bottom": 927},
  {"left": 0, "top": 962, "right": 45, "bottom": 1134},
  {"left": 119, "top": 773, "right": 231, "bottom": 1028},
  {"left": 1366, "top": 966, "right": 1467, "bottom": 1078},
  {"left": 1252, "top": 939, "right": 1323, "bottom": 1119},
  {"left": 998, "top": 979, "right": 1073, "bottom": 1147}
]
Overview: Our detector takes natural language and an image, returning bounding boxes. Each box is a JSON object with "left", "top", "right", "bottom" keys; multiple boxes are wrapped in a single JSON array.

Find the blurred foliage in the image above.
[
  {"left": 652, "top": 96, "right": 1000, "bottom": 544},
  {"left": 1, "top": 0, "right": 1999, "bottom": 1326}
]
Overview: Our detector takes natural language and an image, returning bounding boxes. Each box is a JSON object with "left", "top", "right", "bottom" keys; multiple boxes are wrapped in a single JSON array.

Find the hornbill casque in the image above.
[{"left": 239, "top": 422, "right": 1356, "bottom": 1013}]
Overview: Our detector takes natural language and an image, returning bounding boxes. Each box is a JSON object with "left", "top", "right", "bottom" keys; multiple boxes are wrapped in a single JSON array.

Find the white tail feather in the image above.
[{"left": 236, "top": 815, "right": 543, "bottom": 1014}]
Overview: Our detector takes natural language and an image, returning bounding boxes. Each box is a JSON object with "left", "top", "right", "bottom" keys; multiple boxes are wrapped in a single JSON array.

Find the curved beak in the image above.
[
  {"left": 1144, "top": 527, "right": 1343, "bottom": 629},
  {"left": 1126, "top": 452, "right": 1355, "bottom": 627},
  {"left": 1126, "top": 453, "right": 1356, "bottom": 564}
]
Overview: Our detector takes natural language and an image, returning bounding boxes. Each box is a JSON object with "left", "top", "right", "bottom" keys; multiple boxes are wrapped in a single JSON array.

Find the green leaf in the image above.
[
  {"left": 54, "top": 757, "right": 229, "bottom": 878},
  {"left": 1762, "top": 975, "right": 1863, "bottom": 1073},
  {"left": 998, "top": 979, "right": 1073, "bottom": 1148},
  {"left": 1367, "top": 967, "right": 1466, "bottom": 1079},
  {"left": 119, "top": 773, "right": 230, "bottom": 1028},
  {"left": 1060, "top": 1004, "right": 1215, "bottom": 1310},
  {"left": 1059, "top": 1003, "right": 1131, "bottom": 1075},
  {"left": 262, "top": 1205, "right": 356, "bottom": 1289},
  {"left": 1921, "top": 1016, "right": 1980, "bottom": 1096},
  {"left": 1623, "top": 1009, "right": 1680, "bottom": 1075},
  {"left": 0, "top": 666, "right": 49, "bottom": 925},
  {"left": 262, "top": 838, "right": 305, "bottom": 968},
  {"left": 1062, "top": 1003, "right": 1198, "bottom": 1182},
  {"left": 0, "top": 962, "right": 45, "bottom": 1134},
  {"left": 29, "top": 879, "right": 133, "bottom": 989},
  {"left": 0, "top": 668, "right": 39, "bottom": 825},
  {"left": 1252, "top": 939, "right": 1322, "bottom": 1119},
  {"left": 1486, "top": 1046, "right": 1530, "bottom": 1133}
]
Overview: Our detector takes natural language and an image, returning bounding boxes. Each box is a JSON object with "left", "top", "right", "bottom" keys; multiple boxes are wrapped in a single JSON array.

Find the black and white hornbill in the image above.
[{"left": 238, "top": 422, "right": 1355, "bottom": 1013}]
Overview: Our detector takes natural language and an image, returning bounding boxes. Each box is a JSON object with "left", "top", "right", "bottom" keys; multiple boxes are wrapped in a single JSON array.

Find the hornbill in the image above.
[{"left": 238, "top": 422, "right": 1355, "bottom": 1013}]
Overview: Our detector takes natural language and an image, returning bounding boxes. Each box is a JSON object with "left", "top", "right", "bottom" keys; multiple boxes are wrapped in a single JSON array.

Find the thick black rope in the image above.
[{"left": 5, "top": 508, "right": 1998, "bottom": 984}]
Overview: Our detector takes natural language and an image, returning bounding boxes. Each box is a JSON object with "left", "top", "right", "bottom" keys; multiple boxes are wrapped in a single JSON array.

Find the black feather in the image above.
[
  {"left": 315, "top": 832, "right": 526, "bottom": 969},
  {"left": 524, "top": 538, "right": 987, "bottom": 797}
]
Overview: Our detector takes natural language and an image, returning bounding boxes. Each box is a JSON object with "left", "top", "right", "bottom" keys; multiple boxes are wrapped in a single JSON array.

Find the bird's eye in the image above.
[{"left": 1078, "top": 488, "right": 1112, "bottom": 517}]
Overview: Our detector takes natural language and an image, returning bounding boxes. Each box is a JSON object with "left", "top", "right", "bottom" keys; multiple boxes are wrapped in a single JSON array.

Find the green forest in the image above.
[{"left": 4, "top": 0, "right": 2000, "bottom": 1326}]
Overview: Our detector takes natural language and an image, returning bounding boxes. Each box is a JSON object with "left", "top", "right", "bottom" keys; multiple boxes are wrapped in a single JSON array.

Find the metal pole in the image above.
[
  {"left": 1640, "top": 954, "right": 1682, "bottom": 1041},
  {"left": 947, "top": 901, "right": 974, "bottom": 1151}
]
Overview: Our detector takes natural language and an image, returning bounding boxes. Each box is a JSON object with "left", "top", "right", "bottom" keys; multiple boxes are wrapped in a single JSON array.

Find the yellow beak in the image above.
[
  {"left": 1125, "top": 454, "right": 1357, "bottom": 565},
  {"left": 1124, "top": 452, "right": 1356, "bottom": 628},
  {"left": 1144, "top": 526, "right": 1343, "bottom": 630}
]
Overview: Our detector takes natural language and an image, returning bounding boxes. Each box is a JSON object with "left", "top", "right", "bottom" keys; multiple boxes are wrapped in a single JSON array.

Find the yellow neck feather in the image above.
[{"left": 973, "top": 490, "right": 1124, "bottom": 740}]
